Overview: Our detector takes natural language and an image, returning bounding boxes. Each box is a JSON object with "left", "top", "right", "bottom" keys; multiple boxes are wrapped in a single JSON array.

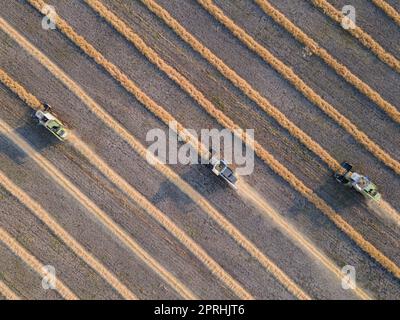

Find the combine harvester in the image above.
[
  {"left": 334, "top": 163, "right": 400, "bottom": 226},
  {"left": 34, "top": 104, "right": 69, "bottom": 141},
  {"left": 334, "top": 161, "right": 381, "bottom": 202},
  {"left": 209, "top": 149, "right": 238, "bottom": 189}
]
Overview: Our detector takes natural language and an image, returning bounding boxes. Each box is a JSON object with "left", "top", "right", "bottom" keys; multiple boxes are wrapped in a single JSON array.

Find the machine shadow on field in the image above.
[
  {"left": 151, "top": 163, "right": 231, "bottom": 211},
  {"left": 0, "top": 134, "right": 27, "bottom": 165},
  {"left": 315, "top": 174, "right": 360, "bottom": 214},
  {"left": 0, "top": 122, "right": 59, "bottom": 165},
  {"left": 151, "top": 177, "right": 192, "bottom": 209}
]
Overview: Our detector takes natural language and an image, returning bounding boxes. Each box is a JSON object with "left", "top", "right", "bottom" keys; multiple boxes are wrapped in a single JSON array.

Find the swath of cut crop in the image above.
[
  {"left": 0, "top": 119, "right": 194, "bottom": 300},
  {"left": 68, "top": 134, "right": 309, "bottom": 300},
  {"left": 0, "top": 69, "right": 41, "bottom": 110},
  {"left": 311, "top": 0, "right": 400, "bottom": 73},
  {"left": 0, "top": 281, "right": 20, "bottom": 300},
  {"left": 372, "top": 0, "right": 400, "bottom": 26},
  {"left": 0, "top": 22, "right": 252, "bottom": 300},
  {"left": 237, "top": 180, "right": 372, "bottom": 300},
  {"left": 0, "top": 226, "right": 77, "bottom": 300},
  {"left": 28, "top": 0, "right": 400, "bottom": 280},
  {"left": 255, "top": 0, "right": 400, "bottom": 124},
  {"left": 136, "top": 0, "right": 400, "bottom": 278},
  {"left": 25, "top": 0, "right": 311, "bottom": 300},
  {"left": 196, "top": 0, "right": 400, "bottom": 175}
]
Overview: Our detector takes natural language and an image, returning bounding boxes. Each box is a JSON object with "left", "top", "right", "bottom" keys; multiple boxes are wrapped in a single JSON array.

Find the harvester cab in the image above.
[
  {"left": 34, "top": 104, "right": 68, "bottom": 141},
  {"left": 333, "top": 162, "right": 381, "bottom": 202},
  {"left": 209, "top": 149, "right": 238, "bottom": 189}
]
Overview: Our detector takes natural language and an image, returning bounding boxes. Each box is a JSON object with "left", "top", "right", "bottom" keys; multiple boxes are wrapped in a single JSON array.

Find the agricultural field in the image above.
[{"left": 0, "top": 0, "right": 399, "bottom": 301}]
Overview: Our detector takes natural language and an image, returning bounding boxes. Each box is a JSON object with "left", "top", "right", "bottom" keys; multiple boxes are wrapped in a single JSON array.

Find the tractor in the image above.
[{"left": 334, "top": 162, "right": 381, "bottom": 202}]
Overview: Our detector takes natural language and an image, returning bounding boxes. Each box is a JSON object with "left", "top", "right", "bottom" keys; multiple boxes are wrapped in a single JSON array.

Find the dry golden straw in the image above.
[
  {"left": 84, "top": 0, "right": 378, "bottom": 298},
  {"left": 69, "top": 133, "right": 252, "bottom": 300},
  {"left": 87, "top": 0, "right": 352, "bottom": 174},
  {"left": 372, "top": 0, "right": 400, "bottom": 26},
  {"left": 0, "top": 165, "right": 137, "bottom": 299},
  {"left": 237, "top": 180, "right": 372, "bottom": 300}
]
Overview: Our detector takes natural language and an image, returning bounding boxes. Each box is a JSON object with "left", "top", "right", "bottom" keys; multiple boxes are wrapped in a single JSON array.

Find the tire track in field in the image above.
[
  {"left": 372, "top": 0, "right": 400, "bottom": 26},
  {"left": 81, "top": 0, "right": 375, "bottom": 299},
  {"left": 255, "top": 0, "right": 400, "bottom": 124},
  {"left": 0, "top": 280, "right": 20, "bottom": 300},
  {"left": 368, "top": 200, "right": 400, "bottom": 228},
  {"left": 311, "top": 0, "right": 400, "bottom": 73},
  {"left": 196, "top": 0, "right": 400, "bottom": 174},
  {"left": 28, "top": 0, "right": 400, "bottom": 281},
  {"left": 15, "top": 3, "right": 309, "bottom": 299},
  {"left": 0, "top": 226, "right": 77, "bottom": 300},
  {"left": 237, "top": 180, "right": 372, "bottom": 300},
  {"left": 0, "top": 119, "right": 195, "bottom": 300},
  {"left": 0, "top": 22, "right": 252, "bottom": 300}
]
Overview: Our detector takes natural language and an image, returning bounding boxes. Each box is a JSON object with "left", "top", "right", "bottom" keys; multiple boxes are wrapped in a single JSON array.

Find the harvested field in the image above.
[{"left": 0, "top": 0, "right": 399, "bottom": 300}]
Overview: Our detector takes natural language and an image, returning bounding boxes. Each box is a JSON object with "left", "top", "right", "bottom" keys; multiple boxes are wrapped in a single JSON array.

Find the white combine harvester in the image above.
[
  {"left": 34, "top": 104, "right": 68, "bottom": 141},
  {"left": 209, "top": 149, "right": 238, "bottom": 189}
]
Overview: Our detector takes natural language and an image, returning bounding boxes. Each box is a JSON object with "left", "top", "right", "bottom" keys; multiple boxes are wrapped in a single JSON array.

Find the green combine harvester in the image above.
[
  {"left": 333, "top": 161, "right": 381, "bottom": 202},
  {"left": 34, "top": 104, "right": 68, "bottom": 141}
]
